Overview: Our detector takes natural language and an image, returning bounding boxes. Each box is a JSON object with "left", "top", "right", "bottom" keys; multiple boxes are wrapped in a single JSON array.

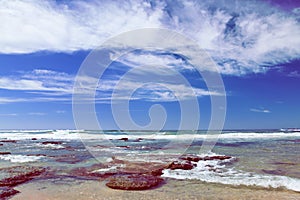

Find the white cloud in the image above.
[
  {"left": 0, "top": 69, "right": 73, "bottom": 94},
  {"left": 0, "top": 68, "right": 220, "bottom": 103},
  {"left": 0, "top": 0, "right": 162, "bottom": 53},
  {"left": 96, "top": 78, "right": 222, "bottom": 102},
  {"left": 118, "top": 52, "right": 195, "bottom": 75},
  {"left": 0, "top": 113, "right": 18, "bottom": 116},
  {"left": 0, "top": 97, "right": 29, "bottom": 104},
  {"left": 56, "top": 110, "right": 66, "bottom": 114},
  {"left": 250, "top": 108, "right": 271, "bottom": 113},
  {"left": 28, "top": 112, "right": 46, "bottom": 116},
  {"left": 287, "top": 71, "right": 300, "bottom": 77},
  {"left": 163, "top": 1, "right": 300, "bottom": 75},
  {"left": 0, "top": 96, "right": 72, "bottom": 104},
  {"left": 1, "top": 0, "right": 300, "bottom": 75}
]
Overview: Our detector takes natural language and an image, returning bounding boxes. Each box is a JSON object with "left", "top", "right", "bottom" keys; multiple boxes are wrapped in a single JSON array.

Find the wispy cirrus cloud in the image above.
[
  {"left": 28, "top": 112, "right": 46, "bottom": 116},
  {"left": 0, "top": 69, "right": 74, "bottom": 103},
  {"left": 0, "top": 112, "right": 50, "bottom": 117},
  {"left": 250, "top": 108, "right": 271, "bottom": 113},
  {"left": 97, "top": 80, "right": 222, "bottom": 102},
  {"left": 56, "top": 110, "right": 66, "bottom": 114},
  {"left": 0, "top": 96, "right": 72, "bottom": 104},
  {"left": 0, "top": 69, "right": 73, "bottom": 94},
  {"left": 0, "top": 113, "right": 19, "bottom": 117},
  {"left": 0, "top": 97, "right": 30, "bottom": 104},
  {"left": 287, "top": 71, "right": 300, "bottom": 77},
  {"left": 0, "top": 67, "right": 219, "bottom": 103},
  {"left": 1, "top": 0, "right": 300, "bottom": 76}
]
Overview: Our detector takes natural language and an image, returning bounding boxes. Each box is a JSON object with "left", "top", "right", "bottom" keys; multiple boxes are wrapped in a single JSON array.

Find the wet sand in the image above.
[{"left": 12, "top": 178, "right": 300, "bottom": 200}]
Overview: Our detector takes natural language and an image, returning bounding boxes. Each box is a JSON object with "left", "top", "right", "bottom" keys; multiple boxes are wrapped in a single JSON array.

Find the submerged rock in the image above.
[
  {"left": 262, "top": 169, "right": 286, "bottom": 176},
  {"left": 0, "top": 166, "right": 46, "bottom": 187},
  {"left": 0, "top": 152, "right": 11, "bottom": 155},
  {"left": 180, "top": 154, "right": 232, "bottom": 162},
  {"left": 167, "top": 160, "right": 195, "bottom": 170},
  {"left": 41, "top": 141, "right": 63, "bottom": 145},
  {"left": 180, "top": 155, "right": 202, "bottom": 162},
  {"left": 203, "top": 155, "right": 232, "bottom": 161},
  {"left": 0, "top": 166, "right": 48, "bottom": 199},
  {"left": 55, "top": 155, "right": 82, "bottom": 164},
  {"left": 116, "top": 145, "right": 130, "bottom": 149},
  {"left": 0, "top": 140, "right": 17, "bottom": 143},
  {"left": 118, "top": 138, "right": 129, "bottom": 141},
  {"left": 0, "top": 187, "right": 19, "bottom": 199},
  {"left": 70, "top": 163, "right": 117, "bottom": 179},
  {"left": 54, "top": 152, "right": 92, "bottom": 164},
  {"left": 119, "top": 162, "right": 166, "bottom": 176},
  {"left": 106, "top": 174, "right": 163, "bottom": 190}
]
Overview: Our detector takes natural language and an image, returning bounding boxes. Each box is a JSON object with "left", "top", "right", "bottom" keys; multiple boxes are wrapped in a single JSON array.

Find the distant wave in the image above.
[{"left": 0, "top": 130, "right": 300, "bottom": 141}]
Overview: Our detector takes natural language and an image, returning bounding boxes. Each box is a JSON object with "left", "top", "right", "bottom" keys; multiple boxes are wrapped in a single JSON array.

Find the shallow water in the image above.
[{"left": 0, "top": 129, "right": 300, "bottom": 194}]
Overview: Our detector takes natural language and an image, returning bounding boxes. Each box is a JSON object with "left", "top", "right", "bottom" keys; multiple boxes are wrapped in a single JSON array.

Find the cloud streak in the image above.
[
  {"left": 250, "top": 108, "right": 271, "bottom": 113},
  {"left": 0, "top": 68, "right": 219, "bottom": 103},
  {"left": 0, "top": 69, "right": 73, "bottom": 94}
]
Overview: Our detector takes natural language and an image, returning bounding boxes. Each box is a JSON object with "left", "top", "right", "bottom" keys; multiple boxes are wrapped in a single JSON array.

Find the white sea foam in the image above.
[
  {"left": 0, "top": 130, "right": 80, "bottom": 140},
  {"left": 162, "top": 154, "right": 300, "bottom": 192},
  {"left": 0, "top": 155, "right": 45, "bottom": 163},
  {"left": 36, "top": 143, "right": 65, "bottom": 149},
  {"left": 82, "top": 132, "right": 300, "bottom": 141},
  {"left": 83, "top": 131, "right": 300, "bottom": 140},
  {"left": 92, "top": 166, "right": 119, "bottom": 173},
  {"left": 0, "top": 130, "right": 299, "bottom": 141}
]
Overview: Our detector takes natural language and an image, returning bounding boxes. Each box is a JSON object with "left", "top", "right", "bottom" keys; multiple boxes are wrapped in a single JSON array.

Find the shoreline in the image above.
[{"left": 12, "top": 178, "right": 300, "bottom": 200}]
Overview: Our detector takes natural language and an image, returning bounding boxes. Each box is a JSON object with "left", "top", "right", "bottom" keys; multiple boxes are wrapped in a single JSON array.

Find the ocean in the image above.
[{"left": 0, "top": 130, "right": 299, "bottom": 199}]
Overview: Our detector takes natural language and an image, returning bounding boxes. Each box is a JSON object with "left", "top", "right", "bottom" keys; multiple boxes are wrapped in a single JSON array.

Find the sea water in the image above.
[{"left": 0, "top": 129, "right": 299, "bottom": 192}]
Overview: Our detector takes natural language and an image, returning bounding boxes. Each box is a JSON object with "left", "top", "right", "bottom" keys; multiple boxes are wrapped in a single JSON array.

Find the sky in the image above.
[{"left": 0, "top": 0, "right": 300, "bottom": 130}]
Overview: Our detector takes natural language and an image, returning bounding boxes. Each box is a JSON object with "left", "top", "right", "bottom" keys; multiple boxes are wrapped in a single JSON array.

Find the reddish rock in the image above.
[
  {"left": 106, "top": 174, "right": 163, "bottom": 190},
  {"left": 167, "top": 160, "right": 195, "bottom": 170},
  {"left": 41, "top": 141, "right": 63, "bottom": 145},
  {"left": 119, "top": 162, "right": 167, "bottom": 176},
  {"left": 116, "top": 146, "right": 130, "bottom": 149},
  {"left": 26, "top": 154, "right": 47, "bottom": 157},
  {"left": 203, "top": 155, "right": 232, "bottom": 161},
  {"left": 70, "top": 163, "right": 116, "bottom": 179},
  {"left": 0, "top": 166, "right": 46, "bottom": 187},
  {"left": 0, "top": 152, "right": 11, "bottom": 155},
  {"left": 180, "top": 155, "right": 202, "bottom": 162},
  {"left": 118, "top": 138, "right": 129, "bottom": 141},
  {"left": 0, "top": 140, "right": 17, "bottom": 143},
  {"left": 180, "top": 155, "right": 232, "bottom": 162},
  {"left": 70, "top": 158, "right": 167, "bottom": 180},
  {"left": 0, "top": 187, "right": 19, "bottom": 199}
]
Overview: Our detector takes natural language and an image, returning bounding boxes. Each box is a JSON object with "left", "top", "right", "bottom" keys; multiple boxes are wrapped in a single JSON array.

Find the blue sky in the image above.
[{"left": 0, "top": 0, "right": 300, "bottom": 130}]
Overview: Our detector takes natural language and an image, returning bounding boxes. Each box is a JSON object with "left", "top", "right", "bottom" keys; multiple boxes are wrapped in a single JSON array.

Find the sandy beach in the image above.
[{"left": 12, "top": 178, "right": 300, "bottom": 200}]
